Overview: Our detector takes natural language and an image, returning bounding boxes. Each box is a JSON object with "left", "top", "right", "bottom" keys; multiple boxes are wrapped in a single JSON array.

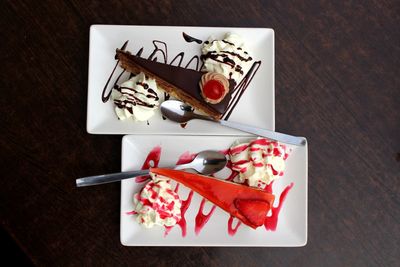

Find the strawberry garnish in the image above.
[{"left": 234, "top": 199, "right": 270, "bottom": 227}]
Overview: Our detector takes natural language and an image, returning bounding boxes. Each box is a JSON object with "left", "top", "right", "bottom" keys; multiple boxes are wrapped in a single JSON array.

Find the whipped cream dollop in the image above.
[
  {"left": 229, "top": 138, "right": 289, "bottom": 188},
  {"left": 201, "top": 33, "right": 253, "bottom": 85},
  {"left": 132, "top": 174, "right": 182, "bottom": 228},
  {"left": 111, "top": 72, "right": 161, "bottom": 121}
]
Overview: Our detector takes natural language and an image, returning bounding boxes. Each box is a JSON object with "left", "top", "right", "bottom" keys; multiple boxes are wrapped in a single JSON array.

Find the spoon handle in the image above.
[
  {"left": 218, "top": 120, "right": 307, "bottom": 146},
  {"left": 76, "top": 163, "right": 192, "bottom": 187},
  {"left": 76, "top": 169, "right": 150, "bottom": 187}
]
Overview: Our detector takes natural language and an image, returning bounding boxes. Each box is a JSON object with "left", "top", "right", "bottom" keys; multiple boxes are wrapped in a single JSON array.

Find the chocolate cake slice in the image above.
[{"left": 116, "top": 49, "right": 235, "bottom": 119}]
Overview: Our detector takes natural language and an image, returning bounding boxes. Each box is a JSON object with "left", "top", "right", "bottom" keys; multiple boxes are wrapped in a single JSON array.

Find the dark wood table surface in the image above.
[{"left": 1, "top": 0, "right": 399, "bottom": 266}]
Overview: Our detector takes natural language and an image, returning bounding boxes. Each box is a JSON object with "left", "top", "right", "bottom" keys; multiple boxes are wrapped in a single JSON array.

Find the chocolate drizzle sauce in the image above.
[
  {"left": 136, "top": 47, "right": 144, "bottom": 57},
  {"left": 185, "top": 55, "right": 200, "bottom": 70},
  {"left": 182, "top": 32, "right": 202, "bottom": 44},
  {"left": 201, "top": 52, "right": 235, "bottom": 68},
  {"left": 101, "top": 41, "right": 129, "bottom": 102},
  {"left": 114, "top": 79, "right": 160, "bottom": 111},
  {"left": 170, "top": 52, "right": 184, "bottom": 66},
  {"left": 223, "top": 61, "right": 262, "bottom": 120},
  {"left": 170, "top": 50, "right": 200, "bottom": 70},
  {"left": 148, "top": 41, "right": 168, "bottom": 63},
  {"left": 147, "top": 88, "right": 159, "bottom": 100},
  {"left": 204, "top": 39, "right": 235, "bottom": 46},
  {"left": 101, "top": 32, "right": 261, "bottom": 123},
  {"left": 136, "top": 82, "right": 149, "bottom": 89},
  {"left": 222, "top": 40, "right": 235, "bottom": 46},
  {"left": 101, "top": 62, "right": 119, "bottom": 102},
  {"left": 221, "top": 50, "right": 252, "bottom": 62},
  {"left": 114, "top": 95, "right": 156, "bottom": 109}
]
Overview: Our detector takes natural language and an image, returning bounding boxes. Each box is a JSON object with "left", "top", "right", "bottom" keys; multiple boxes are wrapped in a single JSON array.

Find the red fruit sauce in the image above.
[
  {"left": 264, "top": 183, "right": 294, "bottom": 231},
  {"left": 228, "top": 215, "right": 242, "bottom": 236},
  {"left": 135, "top": 146, "right": 161, "bottom": 183},
  {"left": 194, "top": 198, "right": 217, "bottom": 235},
  {"left": 130, "top": 146, "right": 294, "bottom": 237},
  {"left": 164, "top": 151, "right": 196, "bottom": 237},
  {"left": 175, "top": 187, "right": 194, "bottom": 237}
]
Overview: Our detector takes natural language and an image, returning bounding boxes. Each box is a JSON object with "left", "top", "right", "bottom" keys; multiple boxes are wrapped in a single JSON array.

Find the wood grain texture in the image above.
[{"left": 0, "top": 0, "right": 399, "bottom": 266}]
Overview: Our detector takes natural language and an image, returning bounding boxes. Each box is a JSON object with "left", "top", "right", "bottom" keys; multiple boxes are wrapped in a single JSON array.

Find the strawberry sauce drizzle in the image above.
[
  {"left": 195, "top": 198, "right": 217, "bottom": 235},
  {"left": 135, "top": 146, "right": 161, "bottom": 183},
  {"left": 176, "top": 189, "right": 194, "bottom": 237},
  {"left": 130, "top": 145, "right": 294, "bottom": 237},
  {"left": 164, "top": 151, "right": 196, "bottom": 237},
  {"left": 264, "top": 181, "right": 274, "bottom": 194},
  {"left": 264, "top": 183, "right": 294, "bottom": 231},
  {"left": 227, "top": 215, "right": 242, "bottom": 236},
  {"left": 221, "top": 149, "right": 239, "bottom": 182},
  {"left": 225, "top": 169, "right": 238, "bottom": 182},
  {"left": 125, "top": 210, "right": 137, "bottom": 215},
  {"left": 164, "top": 226, "right": 173, "bottom": 237},
  {"left": 175, "top": 151, "right": 197, "bottom": 165}
]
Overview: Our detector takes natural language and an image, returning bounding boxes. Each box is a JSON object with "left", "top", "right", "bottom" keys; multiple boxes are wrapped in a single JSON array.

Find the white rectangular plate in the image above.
[
  {"left": 121, "top": 135, "right": 307, "bottom": 246},
  {"left": 87, "top": 25, "right": 274, "bottom": 135}
]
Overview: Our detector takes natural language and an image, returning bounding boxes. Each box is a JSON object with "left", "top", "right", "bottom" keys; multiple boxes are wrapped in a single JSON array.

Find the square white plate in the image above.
[
  {"left": 121, "top": 135, "right": 307, "bottom": 246},
  {"left": 87, "top": 25, "right": 274, "bottom": 135}
]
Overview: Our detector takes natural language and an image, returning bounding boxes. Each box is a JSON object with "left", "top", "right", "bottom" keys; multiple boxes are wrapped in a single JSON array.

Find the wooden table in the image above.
[{"left": 1, "top": 0, "right": 399, "bottom": 266}]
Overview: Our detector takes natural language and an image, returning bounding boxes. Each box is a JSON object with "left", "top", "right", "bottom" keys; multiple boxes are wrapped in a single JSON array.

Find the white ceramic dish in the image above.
[
  {"left": 87, "top": 25, "right": 274, "bottom": 135},
  {"left": 120, "top": 135, "right": 307, "bottom": 246}
]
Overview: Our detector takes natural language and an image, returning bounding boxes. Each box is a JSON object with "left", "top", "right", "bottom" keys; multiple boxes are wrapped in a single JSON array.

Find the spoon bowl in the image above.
[
  {"left": 183, "top": 150, "right": 227, "bottom": 175},
  {"left": 160, "top": 100, "right": 206, "bottom": 123}
]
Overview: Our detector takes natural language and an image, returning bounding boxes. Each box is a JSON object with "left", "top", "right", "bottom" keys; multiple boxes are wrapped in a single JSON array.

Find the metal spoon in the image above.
[
  {"left": 76, "top": 150, "right": 226, "bottom": 187},
  {"left": 160, "top": 100, "right": 307, "bottom": 146}
]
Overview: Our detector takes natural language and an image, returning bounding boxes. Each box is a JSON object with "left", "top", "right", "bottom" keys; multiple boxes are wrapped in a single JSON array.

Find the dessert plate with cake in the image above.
[
  {"left": 83, "top": 25, "right": 308, "bottom": 247},
  {"left": 120, "top": 135, "right": 307, "bottom": 246},
  {"left": 87, "top": 25, "right": 274, "bottom": 135}
]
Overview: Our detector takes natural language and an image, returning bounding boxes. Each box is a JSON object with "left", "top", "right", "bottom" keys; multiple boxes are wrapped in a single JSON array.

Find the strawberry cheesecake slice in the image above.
[{"left": 150, "top": 168, "right": 275, "bottom": 229}]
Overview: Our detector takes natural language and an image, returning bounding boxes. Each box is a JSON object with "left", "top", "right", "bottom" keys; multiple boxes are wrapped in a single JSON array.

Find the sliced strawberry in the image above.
[{"left": 234, "top": 199, "right": 270, "bottom": 227}]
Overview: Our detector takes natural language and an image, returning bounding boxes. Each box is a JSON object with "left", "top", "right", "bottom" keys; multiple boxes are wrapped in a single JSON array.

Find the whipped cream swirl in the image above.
[
  {"left": 132, "top": 174, "right": 182, "bottom": 228},
  {"left": 229, "top": 138, "right": 289, "bottom": 188},
  {"left": 111, "top": 72, "right": 161, "bottom": 121},
  {"left": 201, "top": 33, "right": 253, "bottom": 85}
]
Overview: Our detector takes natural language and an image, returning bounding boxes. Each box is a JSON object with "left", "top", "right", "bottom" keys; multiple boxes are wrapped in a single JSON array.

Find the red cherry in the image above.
[{"left": 203, "top": 80, "right": 225, "bottom": 100}]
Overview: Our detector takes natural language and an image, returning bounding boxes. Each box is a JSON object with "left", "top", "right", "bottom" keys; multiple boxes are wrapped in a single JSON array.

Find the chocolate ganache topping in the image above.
[{"left": 116, "top": 49, "right": 235, "bottom": 116}]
